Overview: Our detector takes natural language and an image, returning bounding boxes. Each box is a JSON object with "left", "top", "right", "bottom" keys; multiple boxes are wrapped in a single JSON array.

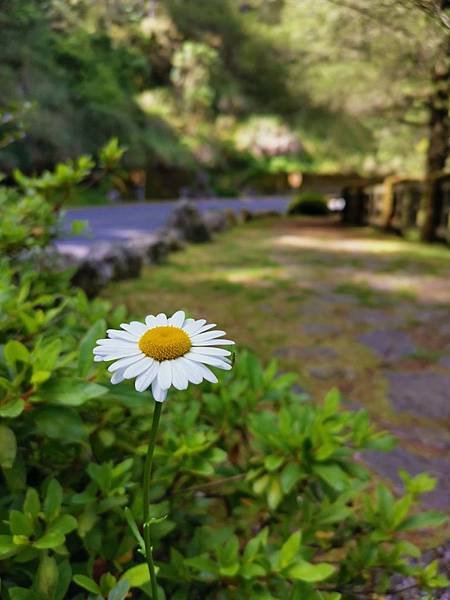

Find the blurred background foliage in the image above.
[{"left": 0, "top": 0, "right": 447, "bottom": 190}]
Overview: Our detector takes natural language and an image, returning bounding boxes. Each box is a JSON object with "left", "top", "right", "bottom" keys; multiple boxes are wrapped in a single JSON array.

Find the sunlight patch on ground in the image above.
[
  {"left": 348, "top": 272, "right": 450, "bottom": 304},
  {"left": 274, "top": 234, "right": 415, "bottom": 255}
]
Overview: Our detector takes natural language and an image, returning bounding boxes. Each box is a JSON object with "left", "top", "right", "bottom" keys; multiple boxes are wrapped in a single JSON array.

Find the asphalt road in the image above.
[{"left": 57, "top": 196, "right": 291, "bottom": 257}]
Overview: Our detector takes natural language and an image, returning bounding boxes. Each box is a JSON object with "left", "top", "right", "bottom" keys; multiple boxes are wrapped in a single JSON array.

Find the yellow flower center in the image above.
[{"left": 138, "top": 326, "right": 191, "bottom": 361}]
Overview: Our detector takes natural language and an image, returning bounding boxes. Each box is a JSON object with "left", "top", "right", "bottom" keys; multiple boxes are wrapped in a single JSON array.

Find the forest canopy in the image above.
[{"left": 0, "top": 0, "right": 448, "bottom": 184}]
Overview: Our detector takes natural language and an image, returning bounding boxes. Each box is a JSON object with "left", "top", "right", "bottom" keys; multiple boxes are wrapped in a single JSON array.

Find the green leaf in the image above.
[
  {"left": 240, "top": 563, "right": 267, "bottom": 579},
  {"left": 33, "top": 339, "right": 62, "bottom": 373},
  {"left": 219, "top": 562, "right": 240, "bottom": 576},
  {"left": 314, "top": 464, "right": 348, "bottom": 491},
  {"left": 322, "top": 388, "right": 340, "bottom": 416},
  {"left": 0, "top": 424, "right": 17, "bottom": 468},
  {"left": 31, "top": 370, "right": 51, "bottom": 385},
  {"left": 253, "top": 474, "right": 269, "bottom": 495},
  {"left": 87, "top": 462, "right": 112, "bottom": 493},
  {"left": 4, "top": 340, "right": 30, "bottom": 369},
  {"left": 392, "top": 495, "right": 413, "bottom": 529},
  {"left": 280, "top": 463, "right": 302, "bottom": 494},
  {"left": 120, "top": 563, "right": 153, "bottom": 587},
  {"left": 184, "top": 554, "right": 217, "bottom": 576},
  {"left": 399, "top": 471, "right": 437, "bottom": 495},
  {"left": 279, "top": 531, "right": 302, "bottom": 570},
  {"left": 399, "top": 510, "right": 447, "bottom": 531},
  {"left": 54, "top": 559, "right": 72, "bottom": 600},
  {"left": 217, "top": 535, "right": 239, "bottom": 568},
  {"left": 34, "top": 406, "right": 86, "bottom": 443},
  {"left": 39, "top": 379, "right": 107, "bottom": 407},
  {"left": 0, "top": 534, "right": 18, "bottom": 559},
  {"left": 243, "top": 528, "right": 268, "bottom": 563},
  {"left": 288, "top": 561, "right": 335, "bottom": 582},
  {"left": 376, "top": 484, "right": 395, "bottom": 528},
  {"left": 0, "top": 397, "right": 24, "bottom": 418},
  {"left": 71, "top": 220, "right": 87, "bottom": 236},
  {"left": 78, "top": 319, "right": 106, "bottom": 377},
  {"left": 8, "top": 588, "right": 34, "bottom": 600},
  {"left": 9, "top": 510, "right": 34, "bottom": 536},
  {"left": 108, "top": 580, "right": 130, "bottom": 600},
  {"left": 267, "top": 477, "right": 283, "bottom": 510},
  {"left": 34, "top": 514, "right": 77, "bottom": 549},
  {"left": 43, "top": 479, "right": 63, "bottom": 521},
  {"left": 73, "top": 574, "right": 101, "bottom": 594},
  {"left": 23, "top": 488, "right": 41, "bottom": 519},
  {"left": 264, "top": 455, "right": 284, "bottom": 472},
  {"left": 35, "top": 554, "right": 59, "bottom": 599}
]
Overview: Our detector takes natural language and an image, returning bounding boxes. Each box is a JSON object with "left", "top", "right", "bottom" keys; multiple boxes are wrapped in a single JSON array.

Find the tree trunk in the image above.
[{"left": 420, "top": 38, "right": 450, "bottom": 241}]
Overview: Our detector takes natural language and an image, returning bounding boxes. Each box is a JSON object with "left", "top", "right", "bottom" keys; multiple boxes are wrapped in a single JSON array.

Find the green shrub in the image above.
[
  {"left": 287, "top": 191, "right": 329, "bottom": 216},
  {"left": 0, "top": 149, "right": 447, "bottom": 599}
]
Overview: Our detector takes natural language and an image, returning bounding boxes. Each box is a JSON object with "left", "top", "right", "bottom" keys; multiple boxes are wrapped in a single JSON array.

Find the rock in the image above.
[
  {"left": 91, "top": 243, "right": 142, "bottom": 281},
  {"left": 224, "top": 209, "right": 240, "bottom": 227},
  {"left": 358, "top": 329, "right": 417, "bottom": 362},
  {"left": 158, "top": 228, "right": 186, "bottom": 252},
  {"left": 71, "top": 256, "right": 114, "bottom": 298},
  {"left": 127, "top": 234, "right": 171, "bottom": 265},
  {"left": 71, "top": 242, "right": 143, "bottom": 297},
  {"left": 166, "top": 200, "right": 211, "bottom": 243},
  {"left": 364, "top": 445, "right": 450, "bottom": 511},
  {"left": 385, "top": 370, "right": 450, "bottom": 420},
  {"left": 438, "top": 354, "right": 450, "bottom": 369},
  {"left": 240, "top": 208, "right": 253, "bottom": 222},
  {"left": 203, "top": 210, "right": 230, "bottom": 233}
]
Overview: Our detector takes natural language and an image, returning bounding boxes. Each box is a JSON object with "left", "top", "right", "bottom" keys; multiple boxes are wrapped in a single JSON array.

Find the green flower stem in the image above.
[{"left": 143, "top": 400, "right": 163, "bottom": 600}]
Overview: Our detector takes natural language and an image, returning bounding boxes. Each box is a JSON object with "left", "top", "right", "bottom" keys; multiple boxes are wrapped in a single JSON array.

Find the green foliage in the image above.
[
  {"left": 4, "top": 0, "right": 436, "bottom": 186},
  {"left": 288, "top": 191, "right": 329, "bottom": 216},
  {"left": 0, "top": 148, "right": 447, "bottom": 597}
]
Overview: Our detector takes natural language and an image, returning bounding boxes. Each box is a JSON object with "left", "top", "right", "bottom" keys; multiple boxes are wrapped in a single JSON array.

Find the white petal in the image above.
[
  {"left": 171, "top": 359, "right": 189, "bottom": 390},
  {"left": 152, "top": 379, "right": 168, "bottom": 403},
  {"left": 158, "top": 360, "right": 172, "bottom": 389},
  {"left": 121, "top": 321, "right": 147, "bottom": 336},
  {"left": 183, "top": 319, "right": 206, "bottom": 335},
  {"left": 155, "top": 313, "right": 168, "bottom": 326},
  {"left": 94, "top": 355, "right": 105, "bottom": 362},
  {"left": 106, "top": 329, "right": 139, "bottom": 342},
  {"left": 194, "top": 338, "right": 235, "bottom": 346},
  {"left": 135, "top": 362, "right": 159, "bottom": 392},
  {"left": 177, "top": 357, "right": 203, "bottom": 384},
  {"left": 190, "top": 330, "right": 226, "bottom": 344},
  {"left": 169, "top": 310, "right": 185, "bottom": 328},
  {"left": 145, "top": 314, "right": 158, "bottom": 328},
  {"left": 193, "top": 362, "right": 218, "bottom": 384},
  {"left": 110, "top": 368, "right": 127, "bottom": 384},
  {"left": 94, "top": 349, "right": 143, "bottom": 360},
  {"left": 190, "top": 346, "right": 231, "bottom": 357},
  {"left": 182, "top": 318, "right": 195, "bottom": 330},
  {"left": 108, "top": 353, "right": 145, "bottom": 372},
  {"left": 124, "top": 357, "right": 153, "bottom": 379},
  {"left": 93, "top": 345, "right": 138, "bottom": 355},
  {"left": 185, "top": 352, "right": 232, "bottom": 370},
  {"left": 195, "top": 323, "right": 217, "bottom": 335},
  {"left": 95, "top": 340, "right": 138, "bottom": 350}
]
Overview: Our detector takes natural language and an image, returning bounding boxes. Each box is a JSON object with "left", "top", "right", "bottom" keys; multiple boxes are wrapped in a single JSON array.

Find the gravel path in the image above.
[{"left": 57, "top": 196, "right": 290, "bottom": 257}]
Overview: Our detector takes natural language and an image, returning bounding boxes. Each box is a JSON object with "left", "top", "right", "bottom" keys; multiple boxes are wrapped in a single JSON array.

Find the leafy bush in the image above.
[
  {"left": 287, "top": 191, "right": 329, "bottom": 216},
  {"left": 0, "top": 149, "right": 447, "bottom": 599}
]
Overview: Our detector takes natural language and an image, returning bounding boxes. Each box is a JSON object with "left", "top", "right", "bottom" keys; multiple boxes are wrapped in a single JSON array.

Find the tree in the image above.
[{"left": 411, "top": 0, "right": 450, "bottom": 240}]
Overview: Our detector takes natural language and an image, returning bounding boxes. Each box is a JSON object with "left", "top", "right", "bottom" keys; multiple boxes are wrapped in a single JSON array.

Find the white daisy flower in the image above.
[{"left": 93, "top": 310, "right": 234, "bottom": 403}]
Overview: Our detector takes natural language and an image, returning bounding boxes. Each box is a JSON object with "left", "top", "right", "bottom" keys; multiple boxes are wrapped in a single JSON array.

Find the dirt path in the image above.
[
  {"left": 269, "top": 218, "right": 450, "bottom": 511},
  {"left": 105, "top": 216, "right": 450, "bottom": 511}
]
